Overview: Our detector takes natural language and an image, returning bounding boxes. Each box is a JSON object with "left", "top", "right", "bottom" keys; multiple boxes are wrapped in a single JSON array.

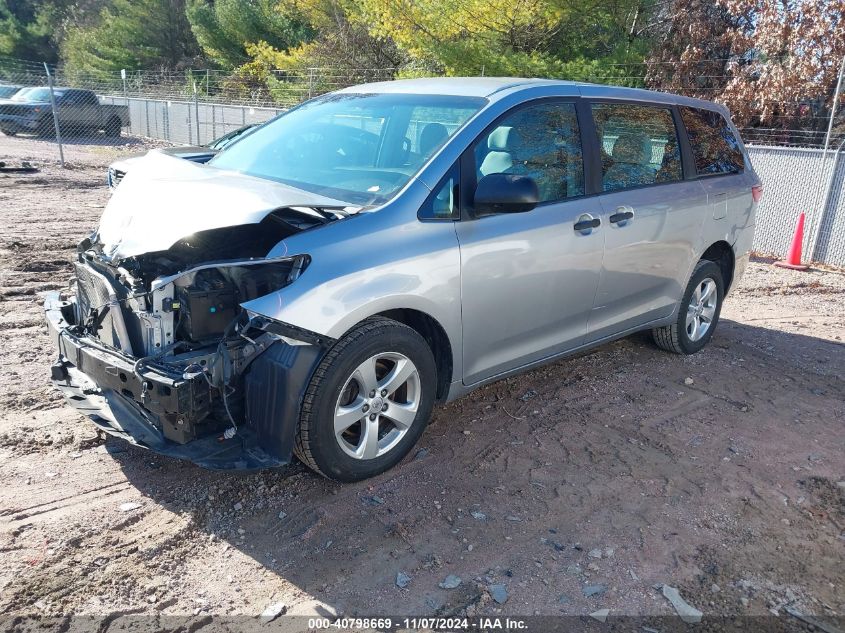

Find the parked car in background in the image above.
[
  {"left": 2, "top": 86, "right": 35, "bottom": 102},
  {"left": 0, "top": 84, "right": 24, "bottom": 99},
  {"left": 44, "top": 78, "right": 760, "bottom": 481},
  {"left": 107, "top": 123, "right": 258, "bottom": 189},
  {"left": 0, "top": 87, "right": 129, "bottom": 137}
]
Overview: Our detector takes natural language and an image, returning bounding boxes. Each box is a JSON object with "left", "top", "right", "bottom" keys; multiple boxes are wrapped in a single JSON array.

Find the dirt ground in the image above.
[{"left": 1, "top": 137, "right": 843, "bottom": 624}]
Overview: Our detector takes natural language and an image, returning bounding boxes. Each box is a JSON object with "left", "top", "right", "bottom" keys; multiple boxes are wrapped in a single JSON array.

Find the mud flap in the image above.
[{"left": 243, "top": 341, "right": 324, "bottom": 462}]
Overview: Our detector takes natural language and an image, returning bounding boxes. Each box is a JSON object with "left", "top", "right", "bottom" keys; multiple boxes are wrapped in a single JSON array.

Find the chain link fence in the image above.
[
  {"left": 96, "top": 95, "right": 282, "bottom": 146},
  {"left": 1, "top": 55, "right": 844, "bottom": 266},
  {"left": 746, "top": 145, "right": 845, "bottom": 266}
]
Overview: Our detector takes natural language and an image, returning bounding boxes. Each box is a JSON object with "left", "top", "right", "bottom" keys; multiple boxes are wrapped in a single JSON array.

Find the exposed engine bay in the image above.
[
  {"left": 73, "top": 206, "right": 330, "bottom": 356},
  {"left": 47, "top": 204, "right": 343, "bottom": 467}
]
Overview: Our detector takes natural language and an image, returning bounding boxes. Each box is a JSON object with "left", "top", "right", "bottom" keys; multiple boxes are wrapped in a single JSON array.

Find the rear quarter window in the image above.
[{"left": 680, "top": 106, "right": 745, "bottom": 175}]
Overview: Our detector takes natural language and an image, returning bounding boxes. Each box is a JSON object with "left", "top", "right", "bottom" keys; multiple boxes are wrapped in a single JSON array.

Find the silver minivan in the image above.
[{"left": 44, "top": 78, "right": 761, "bottom": 481}]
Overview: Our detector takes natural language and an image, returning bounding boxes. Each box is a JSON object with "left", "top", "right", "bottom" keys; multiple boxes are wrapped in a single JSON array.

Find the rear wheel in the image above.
[
  {"left": 36, "top": 118, "right": 53, "bottom": 137},
  {"left": 652, "top": 260, "right": 724, "bottom": 355},
  {"left": 105, "top": 117, "right": 121, "bottom": 138},
  {"left": 294, "top": 317, "right": 436, "bottom": 482}
]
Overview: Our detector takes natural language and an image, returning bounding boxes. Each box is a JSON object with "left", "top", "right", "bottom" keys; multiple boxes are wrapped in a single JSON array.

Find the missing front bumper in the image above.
[
  {"left": 44, "top": 291, "right": 323, "bottom": 470},
  {"left": 53, "top": 367, "right": 283, "bottom": 469}
]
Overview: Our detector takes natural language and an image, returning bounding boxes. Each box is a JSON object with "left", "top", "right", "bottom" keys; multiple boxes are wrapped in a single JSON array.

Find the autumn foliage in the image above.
[{"left": 647, "top": 0, "right": 845, "bottom": 133}]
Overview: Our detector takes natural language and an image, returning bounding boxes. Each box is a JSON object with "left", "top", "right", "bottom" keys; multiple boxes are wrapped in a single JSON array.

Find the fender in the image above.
[{"left": 241, "top": 180, "right": 465, "bottom": 381}]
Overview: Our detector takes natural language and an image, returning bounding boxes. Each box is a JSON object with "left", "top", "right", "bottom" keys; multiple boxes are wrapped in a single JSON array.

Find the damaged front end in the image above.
[{"left": 45, "top": 209, "right": 336, "bottom": 470}]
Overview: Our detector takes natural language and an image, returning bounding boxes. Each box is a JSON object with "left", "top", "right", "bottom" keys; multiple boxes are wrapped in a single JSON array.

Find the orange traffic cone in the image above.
[{"left": 774, "top": 212, "right": 809, "bottom": 271}]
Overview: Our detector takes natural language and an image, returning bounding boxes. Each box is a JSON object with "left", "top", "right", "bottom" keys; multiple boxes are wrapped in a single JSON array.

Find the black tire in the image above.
[
  {"left": 294, "top": 316, "right": 437, "bottom": 482},
  {"left": 36, "top": 118, "right": 53, "bottom": 137},
  {"left": 105, "top": 117, "right": 121, "bottom": 138},
  {"left": 652, "top": 259, "right": 724, "bottom": 355}
]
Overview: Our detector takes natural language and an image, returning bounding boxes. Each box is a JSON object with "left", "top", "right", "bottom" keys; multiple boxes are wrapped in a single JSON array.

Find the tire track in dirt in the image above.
[{"left": 0, "top": 150, "right": 843, "bottom": 618}]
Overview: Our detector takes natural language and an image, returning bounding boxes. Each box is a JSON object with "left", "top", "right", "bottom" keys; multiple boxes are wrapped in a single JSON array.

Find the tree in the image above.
[
  {"left": 647, "top": 0, "right": 845, "bottom": 130},
  {"left": 62, "top": 0, "right": 201, "bottom": 72},
  {"left": 356, "top": 0, "right": 654, "bottom": 80},
  {"left": 720, "top": 0, "right": 845, "bottom": 127},
  {"left": 214, "top": 0, "right": 399, "bottom": 105},
  {"left": 0, "top": 0, "right": 73, "bottom": 62},
  {"left": 186, "top": 0, "right": 312, "bottom": 68}
]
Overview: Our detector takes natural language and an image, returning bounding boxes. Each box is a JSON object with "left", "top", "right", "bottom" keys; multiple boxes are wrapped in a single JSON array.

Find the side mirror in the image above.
[{"left": 473, "top": 173, "right": 539, "bottom": 217}]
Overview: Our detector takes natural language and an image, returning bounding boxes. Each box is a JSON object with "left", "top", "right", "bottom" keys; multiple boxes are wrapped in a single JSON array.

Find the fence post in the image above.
[
  {"left": 808, "top": 55, "right": 845, "bottom": 258},
  {"left": 822, "top": 55, "right": 845, "bottom": 154},
  {"left": 810, "top": 139, "right": 845, "bottom": 261},
  {"left": 43, "top": 63, "right": 65, "bottom": 168},
  {"left": 122, "top": 68, "right": 131, "bottom": 135},
  {"left": 308, "top": 68, "right": 315, "bottom": 100},
  {"left": 194, "top": 81, "right": 201, "bottom": 144}
]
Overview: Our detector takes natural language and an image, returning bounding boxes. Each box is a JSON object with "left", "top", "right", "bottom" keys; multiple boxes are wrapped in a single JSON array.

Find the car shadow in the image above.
[{"left": 108, "top": 318, "right": 845, "bottom": 616}]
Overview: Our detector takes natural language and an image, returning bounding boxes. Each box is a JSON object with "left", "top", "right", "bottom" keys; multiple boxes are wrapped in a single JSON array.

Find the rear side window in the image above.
[
  {"left": 680, "top": 107, "right": 745, "bottom": 175},
  {"left": 473, "top": 102, "right": 584, "bottom": 203},
  {"left": 591, "top": 102, "right": 682, "bottom": 192}
]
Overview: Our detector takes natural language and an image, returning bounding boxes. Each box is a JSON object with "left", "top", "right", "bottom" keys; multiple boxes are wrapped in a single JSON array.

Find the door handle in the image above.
[
  {"left": 609, "top": 210, "right": 634, "bottom": 224},
  {"left": 574, "top": 217, "right": 601, "bottom": 232}
]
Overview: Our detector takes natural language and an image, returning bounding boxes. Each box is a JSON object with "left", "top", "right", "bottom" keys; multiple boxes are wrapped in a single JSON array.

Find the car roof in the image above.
[
  {"left": 337, "top": 77, "right": 566, "bottom": 97},
  {"left": 19, "top": 86, "right": 81, "bottom": 92},
  {"left": 336, "top": 76, "right": 729, "bottom": 116}
]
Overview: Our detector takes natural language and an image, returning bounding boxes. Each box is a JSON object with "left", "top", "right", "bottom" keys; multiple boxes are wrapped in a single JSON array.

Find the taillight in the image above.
[{"left": 752, "top": 184, "right": 763, "bottom": 203}]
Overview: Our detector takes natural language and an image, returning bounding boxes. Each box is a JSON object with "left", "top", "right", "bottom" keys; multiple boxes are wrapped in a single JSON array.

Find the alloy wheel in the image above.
[
  {"left": 686, "top": 277, "right": 718, "bottom": 342},
  {"left": 333, "top": 352, "right": 421, "bottom": 460}
]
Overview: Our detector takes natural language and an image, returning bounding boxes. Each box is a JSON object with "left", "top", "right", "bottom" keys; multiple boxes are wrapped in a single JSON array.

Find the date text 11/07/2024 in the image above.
[{"left": 306, "top": 617, "right": 529, "bottom": 630}]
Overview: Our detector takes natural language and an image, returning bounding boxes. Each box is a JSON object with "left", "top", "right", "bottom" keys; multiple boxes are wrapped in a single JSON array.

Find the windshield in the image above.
[
  {"left": 209, "top": 92, "right": 487, "bottom": 205},
  {"left": 0, "top": 86, "right": 21, "bottom": 98},
  {"left": 12, "top": 87, "right": 54, "bottom": 102}
]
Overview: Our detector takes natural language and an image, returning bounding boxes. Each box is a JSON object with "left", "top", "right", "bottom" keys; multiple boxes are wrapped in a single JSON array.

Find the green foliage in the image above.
[
  {"left": 0, "top": 0, "right": 65, "bottom": 62},
  {"left": 2, "top": 0, "right": 654, "bottom": 95},
  {"left": 357, "top": 0, "right": 651, "bottom": 81},
  {"left": 186, "top": 0, "right": 313, "bottom": 68},
  {"left": 62, "top": 0, "right": 200, "bottom": 73}
]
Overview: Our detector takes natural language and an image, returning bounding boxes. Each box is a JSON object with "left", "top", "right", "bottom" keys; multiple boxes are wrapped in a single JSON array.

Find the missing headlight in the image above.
[{"left": 172, "top": 258, "right": 306, "bottom": 344}]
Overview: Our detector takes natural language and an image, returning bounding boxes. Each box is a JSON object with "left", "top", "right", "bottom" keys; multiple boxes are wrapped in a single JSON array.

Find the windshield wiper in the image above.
[{"left": 290, "top": 205, "right": 361, "bottom": 221}]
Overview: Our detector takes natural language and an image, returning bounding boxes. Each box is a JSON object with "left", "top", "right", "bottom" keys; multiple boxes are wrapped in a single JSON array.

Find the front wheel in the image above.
[
  {"left": 652, "top": 260, "right": 724, "bottom": 355},
  {"left": 294, "top": 317, "right": 437, "bottom": 482}
]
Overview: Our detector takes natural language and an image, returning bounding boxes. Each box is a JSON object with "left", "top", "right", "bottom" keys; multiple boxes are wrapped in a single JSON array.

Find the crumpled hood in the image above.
[{"left": 98, "top": 150, "right": 347, "bottom": 260}]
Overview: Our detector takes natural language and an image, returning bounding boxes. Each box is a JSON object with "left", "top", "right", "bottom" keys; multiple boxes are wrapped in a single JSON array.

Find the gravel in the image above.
[{"left": 0, "top": 147, "right": 843, "bottom": 618}]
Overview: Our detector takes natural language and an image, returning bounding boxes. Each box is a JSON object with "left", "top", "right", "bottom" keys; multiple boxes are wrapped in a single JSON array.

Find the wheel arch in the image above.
[
  {"left": 369, "top": 308, "right": 453, "bottom": 402},
  {"left": 699, "top": 240, "right": 735, "bottom": 294},
  {"left": 105, "top": 115, "right": 122, "bottom": 135}
]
